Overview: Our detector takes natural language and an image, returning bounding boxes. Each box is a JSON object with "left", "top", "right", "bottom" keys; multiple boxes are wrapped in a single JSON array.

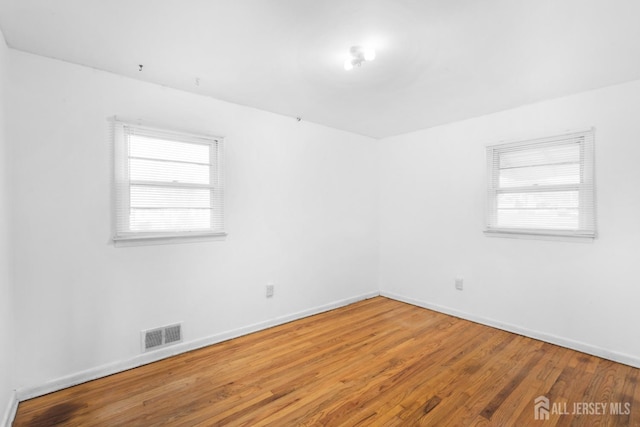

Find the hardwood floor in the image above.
[{"left": 13, "top": 297, "right": 640, "bottom": 426}]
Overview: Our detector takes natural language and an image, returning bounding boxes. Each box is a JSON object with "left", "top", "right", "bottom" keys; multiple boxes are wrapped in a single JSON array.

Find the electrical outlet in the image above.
[
  {"left": 266, "top": 283, "right": 274, "bottom": 298},
  {"left": 455, "top": 278, "right": 464, "bottom": 291}
]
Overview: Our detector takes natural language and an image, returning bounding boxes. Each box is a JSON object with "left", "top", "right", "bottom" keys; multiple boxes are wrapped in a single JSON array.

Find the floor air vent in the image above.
[{"left": 142, "top": 323, "right": 183, "bottom": 352}]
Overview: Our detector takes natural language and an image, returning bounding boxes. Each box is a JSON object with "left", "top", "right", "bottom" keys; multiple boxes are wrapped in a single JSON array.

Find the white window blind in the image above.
[
  {"left": 113, "top": 122, "right": 225, "bottom": 244},
  {"left": 485, "top": 129, "right": 596, "bottom": 239}
]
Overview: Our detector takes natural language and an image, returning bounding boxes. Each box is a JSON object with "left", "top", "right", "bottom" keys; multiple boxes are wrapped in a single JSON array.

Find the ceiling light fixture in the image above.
[{"left": 344, "top": 46, "right": 376, "bottom": 71}]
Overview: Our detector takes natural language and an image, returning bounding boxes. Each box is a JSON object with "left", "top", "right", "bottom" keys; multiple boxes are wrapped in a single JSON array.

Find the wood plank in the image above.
[{"left": 13, "top": 297, "right": 640, "bottom": 426}]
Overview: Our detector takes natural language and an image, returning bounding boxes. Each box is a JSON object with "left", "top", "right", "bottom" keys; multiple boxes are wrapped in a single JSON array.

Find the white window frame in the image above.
[
  {"left": 484, "top": 129, "right": 596, "bottom": 241},
  {"left": 112, "top": 121, "right": 226, "bottom": 246}
]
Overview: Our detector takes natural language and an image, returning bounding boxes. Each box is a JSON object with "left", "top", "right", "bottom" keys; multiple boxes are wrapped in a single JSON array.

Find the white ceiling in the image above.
[{"left": 1, "top": 0, "right": 640, "bottom": 138}]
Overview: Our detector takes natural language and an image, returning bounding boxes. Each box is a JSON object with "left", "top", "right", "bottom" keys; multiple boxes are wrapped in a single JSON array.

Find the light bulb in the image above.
[
  {"left": 344, "top": 59, "right": 354, "bottom": 71},
  {"left": 363, "top": 48, "right": 376, "bottom": 61}
]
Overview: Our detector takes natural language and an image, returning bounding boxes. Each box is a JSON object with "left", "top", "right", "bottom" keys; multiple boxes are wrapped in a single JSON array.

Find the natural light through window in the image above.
[
  {"left": 485, "top": 129, "right": 596, "bottom": 239},
  {"left": 113, "top": 122, "right": 225, "bottom": 245}
]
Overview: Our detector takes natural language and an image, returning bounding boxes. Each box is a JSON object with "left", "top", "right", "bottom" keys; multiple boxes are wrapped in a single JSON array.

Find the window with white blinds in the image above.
[
  {"left": 113, "top": 122, "right": 225, "bottom": 244},
  {"left": 485, "top": 129, "right": 596, "bottom": 239}
]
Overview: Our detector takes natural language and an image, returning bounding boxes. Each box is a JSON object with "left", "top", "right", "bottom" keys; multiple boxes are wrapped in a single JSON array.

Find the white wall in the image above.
[
  {"left": 0, "top": 28, "right": 16, "bottom": 425},
  {"left": 5, "top": 33, "right": 640, "bottom": 407},
  {"left": 379, "top": 79, "right": 640, "bottom": 366},
  {"left": 7, "top": 50, "right": 379, "bottom": 393}
]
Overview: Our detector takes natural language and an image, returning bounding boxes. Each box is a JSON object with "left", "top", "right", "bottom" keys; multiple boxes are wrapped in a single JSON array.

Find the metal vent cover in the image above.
[
  {"left": 165, "top": 325, "right": 182, "bottom": 344},
  {"left": 144, "top": 329, "right": 163, "bottom": 350},
  {"left": 142, "top": 323, "right": 183, "bottom": 352}
]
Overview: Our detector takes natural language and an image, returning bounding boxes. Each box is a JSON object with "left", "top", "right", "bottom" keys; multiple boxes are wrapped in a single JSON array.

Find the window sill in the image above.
[
  {"left": 113, "top": 232, "right": 227, "bottom": 247},
  {"left": 483, "top": 229, "right": 595, "bottom": 243}
]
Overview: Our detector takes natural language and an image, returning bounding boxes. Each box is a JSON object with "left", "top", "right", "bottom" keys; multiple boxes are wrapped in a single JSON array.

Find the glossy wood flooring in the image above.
[{"left": 14, "top": 297, "right": 640, "bottom": 426}]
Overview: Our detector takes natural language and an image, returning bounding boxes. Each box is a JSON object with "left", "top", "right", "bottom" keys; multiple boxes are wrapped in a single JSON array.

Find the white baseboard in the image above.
[
  {"left": 17, "top": 291, "right": 379, "bottom": 401},
  {"left": 381, "top": 291, "right": 640, "bottom": 369},
  {"left": 1, "top": 390, "right": 17, "bottom": 427},
  {"left": 16, "top": 289, "right": 639, "bottom": 405}
]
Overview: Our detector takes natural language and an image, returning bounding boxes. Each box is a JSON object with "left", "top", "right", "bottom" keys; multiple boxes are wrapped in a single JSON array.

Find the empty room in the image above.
[{"left": 1, "top": 0, "right": 640, "bottom": 425}]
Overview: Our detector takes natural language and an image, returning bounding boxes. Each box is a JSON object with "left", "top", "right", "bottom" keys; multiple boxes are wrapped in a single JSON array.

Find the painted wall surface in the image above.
[
  {"left": 5, "top": 33, "right": 640, "bottom": 404},
  {"left": 379, "top": 80, "right": 640, "bottom": 364},
  {"left": 0, "top": 28, "right": 15, "bottom": 424},
  {"left": 7, "top": 50, "right": 379, "bottom": 391}
]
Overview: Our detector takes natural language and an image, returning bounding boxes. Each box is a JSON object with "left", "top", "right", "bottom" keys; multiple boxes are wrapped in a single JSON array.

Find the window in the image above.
[
  {"left": 485, "top": 129, "right": 596, "bottom": 240},
  {"left": 113, "top": 121, "right": 225, "bottom": 245}
]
